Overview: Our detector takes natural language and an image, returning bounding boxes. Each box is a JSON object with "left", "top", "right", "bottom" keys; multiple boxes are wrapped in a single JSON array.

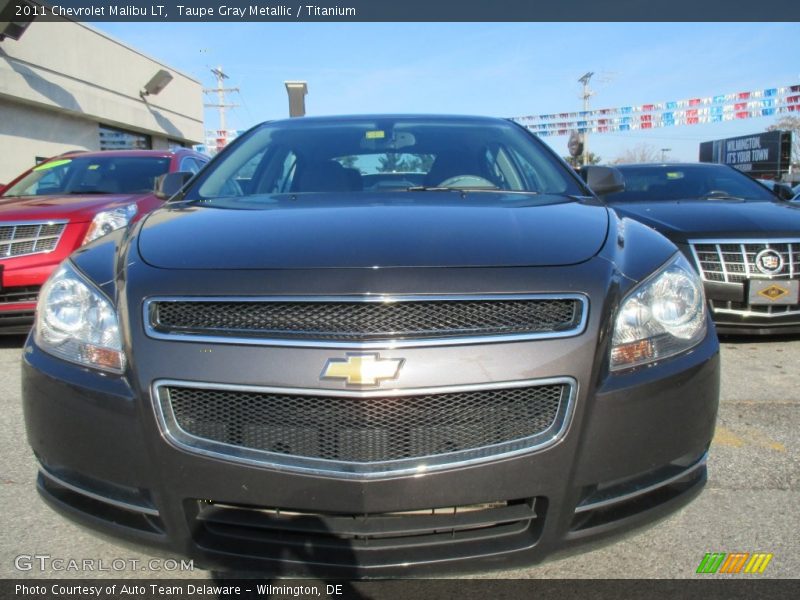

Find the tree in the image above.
[
  {"left": 612, "top": 143, "right": 660, "bottom": 164},
  {"left": 377, "top": 153, "right": 408, "bottom": 173},
  {"left": 766, "top": 116, "right": 800, "bottom": 168},
  {"left": 563, "top": 152, "right": 601, "bottom": 168}
]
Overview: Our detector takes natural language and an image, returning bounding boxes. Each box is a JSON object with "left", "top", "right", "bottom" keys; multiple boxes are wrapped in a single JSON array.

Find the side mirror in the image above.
[
  {"left": 772, "top": 183, "right": 795, "bottom": 201},
  {"left": 580, "top": 165, "right": 625, "bottom": 196},
  {"left": 154, "top": 171, "right": 193, "bottom": 200}
]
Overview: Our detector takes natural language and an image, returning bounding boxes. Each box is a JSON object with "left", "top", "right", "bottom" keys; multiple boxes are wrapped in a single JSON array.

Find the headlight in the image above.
[
  {"left": 82, "top": 204, "right": 137, "bottom": 245},
  {"left": 35, "top": 261, "right": 125, "bottom": 373},
  {"left": 611, "top": 253, "right": 706, "bottom": 370}
]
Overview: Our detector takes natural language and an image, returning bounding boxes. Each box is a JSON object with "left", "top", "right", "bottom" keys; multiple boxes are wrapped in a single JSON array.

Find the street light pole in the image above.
[
  {"left": 578, "top": 72, "right": 594, "bottom": 166},
  {"left": 660, "top": 148, "right": 671, "bottom": 162}
]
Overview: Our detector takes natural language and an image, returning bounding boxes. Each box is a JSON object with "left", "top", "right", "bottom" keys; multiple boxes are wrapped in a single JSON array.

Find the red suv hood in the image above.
[{"left": 0, "top": 193, "right": 147, "bottom": 223}]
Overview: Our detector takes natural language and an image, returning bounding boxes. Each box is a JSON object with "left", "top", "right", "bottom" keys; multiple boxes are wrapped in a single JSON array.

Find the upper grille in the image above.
[
  {"left": 690, "top": 240, "right": 799, "bottom": 283},
  {"left": 0, "top": 285, "right": 40, "bottom": 305},
  {"left": 155, "top": 379, "right": 573, "bottom": 477},
  {"left": 0, "top": 222, "right": 66, "bottom": 260},
  {"left": 147, "top": 295, "right": 586, "bottom": 347}
]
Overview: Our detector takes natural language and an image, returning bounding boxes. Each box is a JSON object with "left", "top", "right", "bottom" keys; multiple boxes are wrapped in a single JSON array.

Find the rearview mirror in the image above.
[
  {"left": 580, "top": 165, "right": 625, "bottom": 196},
  {"left": 154, "top": 171, "right": 193, "bottom": 200}
]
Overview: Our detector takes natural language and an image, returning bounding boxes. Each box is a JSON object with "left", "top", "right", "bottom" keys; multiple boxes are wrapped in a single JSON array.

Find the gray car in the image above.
[{"left": 22, "top": 115, "right": 720, "bottom": 576}]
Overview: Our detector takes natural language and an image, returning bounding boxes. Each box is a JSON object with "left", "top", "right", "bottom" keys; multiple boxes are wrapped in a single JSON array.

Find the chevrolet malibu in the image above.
[{"left": 23, "top": 115, "right": 720, "bottom": 576}]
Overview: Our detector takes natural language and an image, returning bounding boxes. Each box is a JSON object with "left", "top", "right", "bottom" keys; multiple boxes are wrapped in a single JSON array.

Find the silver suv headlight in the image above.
[
  {"left": 82, "top": 204, "right": 137, "bottom": 245},
  {"left": 611, "top": 253, "right": 707, "bottom": 371},
  {"left": 35, "top": 261, "right": 125, "bottom": 373}
]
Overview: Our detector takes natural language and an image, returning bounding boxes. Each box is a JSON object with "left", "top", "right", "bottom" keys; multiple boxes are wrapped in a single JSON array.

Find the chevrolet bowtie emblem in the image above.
[{"left": 321, "top": 353, "right": 405, "bottom": 387}]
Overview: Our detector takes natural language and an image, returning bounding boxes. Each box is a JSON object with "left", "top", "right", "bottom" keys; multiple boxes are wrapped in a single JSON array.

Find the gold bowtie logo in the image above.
[{"left": 321, "top": 353, "right": 405, "bottom": 387}]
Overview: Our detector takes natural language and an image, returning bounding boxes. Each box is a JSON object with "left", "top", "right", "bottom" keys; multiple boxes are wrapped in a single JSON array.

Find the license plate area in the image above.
[{"left": 748, "top": 279, "right": 799, "bottom": 305}]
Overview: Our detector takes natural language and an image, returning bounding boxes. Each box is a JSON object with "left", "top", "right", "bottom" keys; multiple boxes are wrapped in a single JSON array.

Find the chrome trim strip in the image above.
[
  {"left": 142, "top": 293, "right": 589, "bottom": 349},
  {"left": 710, "top": 305, "right": 800, "bottom": 318},
  {"left": 688, "top": 237, "right": 800, "bottom": 244},
  {"left": 38, "top": 467, "right": 160, "bottom": 516},
  {"left": 574, "top": 453, "right": 707, "bottom": 514},
  {"left": 151, "top": 376, "right": 577, "bottom": 480}
]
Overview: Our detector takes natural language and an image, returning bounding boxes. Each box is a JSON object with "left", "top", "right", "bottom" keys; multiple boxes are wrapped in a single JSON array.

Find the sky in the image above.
[{"left": 96, "top": 22, "right": 800, "bottom": 162}]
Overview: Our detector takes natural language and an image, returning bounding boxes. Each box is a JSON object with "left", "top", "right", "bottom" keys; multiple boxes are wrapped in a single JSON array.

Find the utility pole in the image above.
[
  {"left": 660, "top": 148, "right": 671, "bottom": 162},
  {"left": 203, "top": 66, "right": 239, "bottom": 152},
  {"left": 578, "top": 72, "right": 594, "bottom": 166}
]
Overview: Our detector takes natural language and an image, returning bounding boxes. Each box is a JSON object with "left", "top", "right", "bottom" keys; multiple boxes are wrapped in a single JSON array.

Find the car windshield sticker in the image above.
[
  {"left": 33, "top": 159, "right": 72, "bottom": 171},
  {"left": 87, "top": 164, "right": 100, "bottom": 170},
  {"left": 366, "top": 130, "right": 385, "bottom": 139},
  {"left": 666, "top": 171, "right": 684, "bottom": 179}
]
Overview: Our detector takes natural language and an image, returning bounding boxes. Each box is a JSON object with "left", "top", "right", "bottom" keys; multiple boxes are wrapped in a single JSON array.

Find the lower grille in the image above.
[
  {"left": 189, "top": 497, "right": 542, "bottom": 567},
  {"left": 0, "top": 221, "right": 66, "bottom": 259},
  {"left": 0, "top": 285, "right": 40, "bottom": 305},
  {"left": 710, "top": 299, "right": 800, "bottom": 318},
  {"left": 155, "top": 379, "right": 574, "bottom": 477}
]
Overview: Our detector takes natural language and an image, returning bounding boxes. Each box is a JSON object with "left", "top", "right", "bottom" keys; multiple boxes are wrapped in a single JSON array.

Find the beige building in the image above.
[{"left": 0, "top": 19, "right": 204, "bottom": 183}]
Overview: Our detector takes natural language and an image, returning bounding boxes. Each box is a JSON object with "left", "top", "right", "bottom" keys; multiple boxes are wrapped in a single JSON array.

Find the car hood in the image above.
[
  {"left": 608, "top": 199, "right": 800, "bottom": 241},
  {"left": 138, "top": 194, "right": 610, "bottom": 269},
  {"left": 0, "top": 193, "right": 145, "bottom": 223}
]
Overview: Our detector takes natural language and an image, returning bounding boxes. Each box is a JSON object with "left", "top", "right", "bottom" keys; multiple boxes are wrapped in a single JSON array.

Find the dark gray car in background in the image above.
[
  {"left": 600, "top": 163, "right": 800, "bottom": 335},
  {"left": 22, "top": 115, "right": 719, "bottom": 576}
]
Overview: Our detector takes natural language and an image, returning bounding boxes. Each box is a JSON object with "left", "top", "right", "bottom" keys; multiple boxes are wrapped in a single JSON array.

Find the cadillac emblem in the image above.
[
  {"left": 755, "top": 249, "right": 783, "bottom": 275},
  {"left": 321, "top": 353, "right": 404, "bottom": 387}
]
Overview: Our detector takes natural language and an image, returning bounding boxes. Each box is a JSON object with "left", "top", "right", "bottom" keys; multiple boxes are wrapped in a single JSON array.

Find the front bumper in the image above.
[{"left": 22, "top": 328, "right": 720, "bottom": 577}]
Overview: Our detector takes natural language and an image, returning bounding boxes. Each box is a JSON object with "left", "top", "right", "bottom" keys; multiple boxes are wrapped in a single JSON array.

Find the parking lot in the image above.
[{"left": 0, "top": 333, "right": 797, "bottom": 579}]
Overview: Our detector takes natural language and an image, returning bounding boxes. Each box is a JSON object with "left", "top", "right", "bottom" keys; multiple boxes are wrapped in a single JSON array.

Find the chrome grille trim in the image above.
[
  {"left": 0, "top": 220, "right": 67, "bottom": 260},
  {"left": 143, "top": 294, "right": 589, "bottom": 349},
  {"left": 689, "top": 238, "right": 800, "bottom": 284},
  {"left": 689, "top": 238, "right": 800, "bottom": 318},
  {"left": 151, "top": 377, "right": 577, "bottom": 479}
]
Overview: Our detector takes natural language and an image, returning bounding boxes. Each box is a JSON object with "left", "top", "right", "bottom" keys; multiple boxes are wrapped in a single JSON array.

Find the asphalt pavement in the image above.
[{"left": 0, "top": 332, "right": 797, "bottom": 579}]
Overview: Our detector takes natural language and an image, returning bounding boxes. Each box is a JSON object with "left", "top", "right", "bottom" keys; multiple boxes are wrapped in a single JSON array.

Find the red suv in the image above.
[{"left": 0, "top": 149, "right": 208, "bottom": 333}]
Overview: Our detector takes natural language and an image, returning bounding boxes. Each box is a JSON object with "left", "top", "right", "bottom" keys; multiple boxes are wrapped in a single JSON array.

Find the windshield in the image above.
[
  {"left": 2, "top": 155, "right": 171, "bottom": 198},
  {"left": 603, "top": 165, "right": 778, "bottom": 202},
  {"left": 185, "top": 117, "right": 584, "bottom": 205}
]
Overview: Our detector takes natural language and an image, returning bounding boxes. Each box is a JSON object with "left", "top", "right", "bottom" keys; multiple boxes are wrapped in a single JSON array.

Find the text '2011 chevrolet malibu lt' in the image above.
[{"left": 23, "top": 115, "right": 720, "bottom": 576}]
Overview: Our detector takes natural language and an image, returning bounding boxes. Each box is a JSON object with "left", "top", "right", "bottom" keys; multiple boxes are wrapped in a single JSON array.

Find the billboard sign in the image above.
[{"left": 699, "top": 131, "right": 792, "bottom": 178}]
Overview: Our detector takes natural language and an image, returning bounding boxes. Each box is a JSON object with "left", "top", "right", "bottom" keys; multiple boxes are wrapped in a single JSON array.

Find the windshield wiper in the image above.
[
  {"left": 68, "top": 190, "right": 116, "bottom": 195},
  {"left": 405, "top": 186, "right": 462, "bottom": 192},
  {"left": 699, "top": 192, "right": 747, "bottom": 201},
  {"left": 405, "top": 186, "right": 538, "bottom": 194}
]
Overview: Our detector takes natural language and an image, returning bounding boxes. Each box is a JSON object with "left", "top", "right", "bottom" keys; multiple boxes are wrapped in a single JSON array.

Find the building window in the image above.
[
  {"left": 99, "top": 124, "right": 151, "bottom": 151},
  {"left": 168, "top": 140, "right": 186, "bottom": 150}
]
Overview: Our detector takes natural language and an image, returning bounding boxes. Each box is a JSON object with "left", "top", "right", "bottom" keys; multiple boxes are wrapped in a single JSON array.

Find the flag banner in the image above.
[{"left": 511, "top": 84, "right": 799, "bottom": 136}]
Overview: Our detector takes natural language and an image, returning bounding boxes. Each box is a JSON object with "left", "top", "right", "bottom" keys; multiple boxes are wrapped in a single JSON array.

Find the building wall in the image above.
[{"left": 0, "top": 19, "right": 204, "bottom": 183}]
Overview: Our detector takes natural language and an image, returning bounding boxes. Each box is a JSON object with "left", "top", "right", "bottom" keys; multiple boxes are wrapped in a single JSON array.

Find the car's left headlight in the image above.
[
  {"left": 35, "top": 261, "right": 125, "bottom": 373},
  {"left": 611, "top": 253, "right": 707, "bottom": 371},
  {"left": 83, "top": 204, "right": 137, "bottom": 245}
]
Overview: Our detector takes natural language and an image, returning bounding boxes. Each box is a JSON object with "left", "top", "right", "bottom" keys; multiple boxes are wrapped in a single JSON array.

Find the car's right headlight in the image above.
[
  {"left": 610, "top": 253, "right": 707, "bottom": 371},
  {"left": 35, "top": 261, "right": 125, "bottom": 373}
]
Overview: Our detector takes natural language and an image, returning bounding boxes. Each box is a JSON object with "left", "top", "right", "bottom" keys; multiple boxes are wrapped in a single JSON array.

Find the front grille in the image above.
[
  {"left": 147, "top": 295, "right": 586, "bottom": 346},
  {"left": 690, "top": 240, "right": 799, "bottom": 283},
  {"left": 0, "top": 222, "right": 66, "bottom": 260},
  {"left": 155, "top": 379, "right": 573, "bottom": 476},
  {"left": 0, "top": 285, "right": 40, "bottom": 305},
  {"left": 189, "top": 497, "right": 542, "bottom": 568},
  {"left": 691, "top": 240, "right": 800, "bottom": 317}
]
